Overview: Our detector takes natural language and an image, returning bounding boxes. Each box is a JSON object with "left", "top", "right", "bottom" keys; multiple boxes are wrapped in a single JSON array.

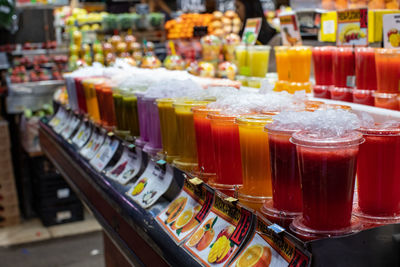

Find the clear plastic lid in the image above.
[
  {"left": 236, "top": 114, "right": 273, "bottom": 127},
  {"left": 291, "top": 130, "right": 364, "bottom": 148}
]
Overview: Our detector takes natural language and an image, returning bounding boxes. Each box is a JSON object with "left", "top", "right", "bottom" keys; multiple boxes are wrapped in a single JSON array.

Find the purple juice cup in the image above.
[
  {"left": 143, "top": 96, "right": 162, "bottom": 155},
  {"left": 135, "top": 92, "right": 149, "bottom": 148}
]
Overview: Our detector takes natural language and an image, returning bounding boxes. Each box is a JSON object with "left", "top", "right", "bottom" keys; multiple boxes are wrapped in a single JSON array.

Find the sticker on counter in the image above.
[
  {"left": 242, "top": 18, "right": 262, "bottom": 45},
  {"left": 279, "top": 12, "right": 302, "bottom": 46},
  {"left": 61, "top": 115, "right": 81, "bottom": 140},
  {"left": 230, "top": 214, "right": 311, "bottom": 267},
  {"left": 126, "top": 160, "right": 174, "bottom": 209},
  {"left": 337, "top": 8, "right": 368, "bottom": 47},
  {"left": 106, "top": 146, "right": 142, "bottom": 184},
  {"left": 183, "top": 194, "right": 254, "bottom": 267},
  {"left": 156, "top": 179, "right": 215, "bottom": 244},
  {"left": 72, "top": 123, "right": 92, "bottom": 148},
  {"left": 383, "top": 13, "right": 400, "bottom": 48},
  {"left": 54, "top": 113, "right": 72, "bottom": 134},
  {"left": 49, "top": 108, "right": 67, "bottom": 128},
  {"left": 89, "top": 138, "right": 120, "bottom": 172}
]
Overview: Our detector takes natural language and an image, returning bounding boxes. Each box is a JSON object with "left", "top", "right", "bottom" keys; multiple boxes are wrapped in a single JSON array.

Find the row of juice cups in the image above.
[{"left": 131, "top": 96, "right": 400, "bottom": 240}]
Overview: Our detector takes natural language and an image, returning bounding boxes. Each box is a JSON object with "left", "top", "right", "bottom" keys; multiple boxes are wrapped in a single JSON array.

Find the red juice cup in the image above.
[
  {"left": 355, "top": 125, "right": 400, "bottom": 222},
  {"left": 290, "top": 130, "right": 364, "bottom": 236},
  {"left": 355, "top": 47, "right": 377, "bottom": 91},
  {"left": 208, "top": 112, "right": 243, "bottom": 196},
  {"left": 312, "top": 46, "right": 334, "bottom": 86},
  {"left": 375, "top": 49, "right": 400, "bottom": 94},
  {"left": 373, "top": 92, "right": 399, "bottom": 110},
  {"left": 261, "top": 125, "right": 302, "bottom": 229},
  {"left": 193, "top": 107, "right": 220, "bottom": 182},
  {"left": 74, "top": 77, "right": 88, "bottom": 114},
  {"left": 330, "top": 87, "right": 353, "bottom": 102},
  {"left": 353, "top": 89, "right": 374, "bottom": 106},
  {"left": 333, "top": 47, "right": 355, "bottom": 88}
]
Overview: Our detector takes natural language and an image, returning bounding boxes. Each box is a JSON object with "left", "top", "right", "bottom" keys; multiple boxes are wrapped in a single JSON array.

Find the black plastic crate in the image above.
[{"left": 37, "top": 202, "right": 83, "bottom": 227}]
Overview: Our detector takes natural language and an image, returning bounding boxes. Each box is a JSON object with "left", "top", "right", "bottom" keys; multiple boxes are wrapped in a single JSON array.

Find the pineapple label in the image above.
[
  {"left": 126, "top": 159, "right": 173, "bottom": 208},
  {"left": 156, "top": 179, "right": 215, "bottom": 244},
  {"left": 105, "top": 145, "right": 143, "bottom": 184},
  {"left": 72, "top": 121, "right": 92, "bottom": 148},
  {"left": 61, "top": 114, "right": 81, "bottom": 140},
  {"left": 183, "top": 194, "right": 254, "bottom": 267},
  {"left": 89, "top": 137, "right": 120, "bottom": 172},
  {"left": 279, "top": 12, "right": 302, "bottom": 46},
  {"left": 49, "top": 107, "right": 67, "bottom": 128},
  {"left": 80, "top": 128, "right": 105, "bottom": 160},
  {"left": 231, "top": 214, "right": 311, "bottom": 267},
  {"left": 337, "top": 8, "right": 368, "bottom": 47}
]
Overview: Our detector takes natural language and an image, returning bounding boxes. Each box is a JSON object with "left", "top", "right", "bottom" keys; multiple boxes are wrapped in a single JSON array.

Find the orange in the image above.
[
  {"left": 187, "top": 227, "right": 204, "bottom": 247},
  {"left": 175, "top": 209, "right": 194, "bottom": 229},
  {"left": 235, "top": 244, "right": 272, "bottom": 267}
]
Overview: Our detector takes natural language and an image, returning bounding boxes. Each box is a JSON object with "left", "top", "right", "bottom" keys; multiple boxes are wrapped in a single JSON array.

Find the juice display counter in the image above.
[{"left": 38, "top": 108, "right": 400, "bottom": 267}]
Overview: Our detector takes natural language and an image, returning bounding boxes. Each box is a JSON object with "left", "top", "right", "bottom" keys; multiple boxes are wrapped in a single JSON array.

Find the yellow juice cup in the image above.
[
  {"left": 275, "top": 46, "right": 290, "bottom": 81},
  {"left": 248, "top": 45, "right": 271, "bottom": 78},
  {"left": 236, "top": 115, "right": 274, "bottom": 210},
  {"left": 157, "top": 98, "right": 180, "bottom": 162},
  {"left": 82, "top": 78, "right": 103, "bottom": 122},
  {"left": 173, "top": 100, "right": 210, "bottom": 172},
  {"left": 288, "top": 46, "right": 312, "bottom": 83},
  {"left": 235, "top": 45, "right": 249, "bottom": 76}
]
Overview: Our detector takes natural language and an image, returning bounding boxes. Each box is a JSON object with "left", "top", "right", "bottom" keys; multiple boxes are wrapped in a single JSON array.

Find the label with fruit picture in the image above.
[
  {"left": 383, "top": 14, "right": 400, "bottom": 48},
  {"left": 230, "top": 214, "right": 311, "bottom": 267},
  {"left": 81, "top": 130, "right": 106, "bottom": 160},
  {"left": 337, "top": 8, "right": 368, "bottom": 47},
  {"left": 61, "top": 115, "right": 81, "bottom": 140},
  {"left": 54, "top": 112, "right": 72, "bottom": 134},
  {"left": 49, "top": 107, "right": 67, "bottom": 128},
  {"left": 279, "top": 12, "right": 302, "bottom": 46},
  {"left": 156, "top": 179, "right": 215, "bottom": 244},
  {"left": 126, "top": 160, "right": 174, "bottom": 209},
  {"left": 183, "top": 194, "right": 254, "bottom": 267},
  {"left": 89, "top": 138, "right": 120, "bottom": 172},
  {"left": 242, "top": 18, "right": 262, "bottom": 45},
  {"left": 72, "top": 122, "right": 92, "bottom": 148},
  {"left": 106, "top": 146, "right": 143, "bottom": 184}
]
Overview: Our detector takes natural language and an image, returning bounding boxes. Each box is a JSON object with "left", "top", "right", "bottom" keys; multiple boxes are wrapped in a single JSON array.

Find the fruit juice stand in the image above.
[{"left": 38, "top": 97, "right": 400, "bottom": 267}]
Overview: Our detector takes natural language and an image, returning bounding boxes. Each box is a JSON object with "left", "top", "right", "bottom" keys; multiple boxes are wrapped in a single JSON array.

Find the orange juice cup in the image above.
[
  {"left": 157, "top": 98, "right": 180, "bottom": 162},
  {"left": 274, "top": 46, "right": 290, "bottom": 81},
  {"left": 373, "top": 92, "right": 399, "bottom": 111},
  {"left": 288, "top": 46, "right": 312, "bottom": 83},
  {"left": 236, "top": 115, "right": 273, "bottom": 210},
  {"left": 82, "top": 78, "right": 103, "bottom": 122}
]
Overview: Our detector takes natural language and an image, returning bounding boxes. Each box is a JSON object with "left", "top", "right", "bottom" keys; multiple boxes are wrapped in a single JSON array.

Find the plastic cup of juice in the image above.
[
  {"left": 157, "top": 98, "right": 180, "bottom": 162},
  {"left": 101, "top": 85, "right": 117, "bottom": 128},
  {"left": 173, "top": 100, "right": 210, "bottom": 172},
  {"left": 135, "top": 91, "right": 149, "bottom": 148},
  {"left": 333, "top": 47, "right": 355, "bottom": 88},
  {"left": 373, "top": 92, "right": 399, "bottom": 110},
  {"left": 82, "top": 78, "right": 103, "bottom": 122},
  {"left": 274, "top": 46, "right": 290, "bottom": 81},
  {"left": 74, "top": 77, "right": 88, "bottom": 114},
  {"left": 95, "top": 83, "right": 106, "bottom": 125},
  {"left": 375, "top": 49, "right": 400, "bottom": 94},
  {"left": 313, "top": 85, "right": 332, "bottom": 99},
  {"left": 143, "top": 96, "right": 163, "bottom": 155},
  {"left": 330, "top": 87, "right": 354, "bottom": 102},
  {"left": 355, "top": 124, "right": 400, "bottom": 223},
  {"left": 235, "top": 45, "right": 249, "bottom": 76},
  {"left": 261, "top": 125, "right": 303, "bottom": 229},
  {"left": 288, "top": 82, "right": 312, "bottom": 94},
  {"left": 312, "top": 46, "right": 335, "bottom": 86},
  {"left": 290, "top": 130, "right": 364, "bottom": 237},
  {"left": 288, "top": 46, "right": 312, "bottom": 83},
  {"left": 353, "top": 89, "right": 374, "bottom": 106},
  {"left": 200, "top": 35, "right": 222, "bottom": 62},
  {"left": 355, "top": 47, "right": 377, "bottom": 91},
  {"left": 208, "top": 112, "right": 244, "bottom": 196},
  {"left": 235, "top": 115, "right": 273, "bottom": 210},
  {"left": 122, "top": 91, "right": 140, "bottom": 137},
  {"left": 113, "top": 88, "right": 126, "bottom": 131},
  {"left": 247, "top": 45, "right": 271, "bottom": 78},
  {"left": 193, "top": 107, "right": 221, "bottom": 182}
]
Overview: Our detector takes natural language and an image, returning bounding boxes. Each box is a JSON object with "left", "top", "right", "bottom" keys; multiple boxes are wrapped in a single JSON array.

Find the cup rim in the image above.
[{"left": 291, "top": 130, "right": 364, "bottom": 148}]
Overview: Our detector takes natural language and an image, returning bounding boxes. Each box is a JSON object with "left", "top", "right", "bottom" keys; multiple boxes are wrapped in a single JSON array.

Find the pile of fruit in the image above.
[
  {"left": 165, "top": 13, "right": 214, "bottom": 39},
  {"left": 207, "top": 11, "right": 241, "bottom": 37}
]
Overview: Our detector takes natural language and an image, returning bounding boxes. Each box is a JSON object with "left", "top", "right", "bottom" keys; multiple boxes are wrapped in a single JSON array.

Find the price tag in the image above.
[
  {"left": 230, "top": 214, "right": 311, "bottom": 267},
  {"left": 49, "top": 108, "right": 67, "bottom": 128},
  {"left": 61, "top": 115, "right": 81, "bottom": 140},
  {"left": 106, "top": 146, "right": 143, "bottom": 184},
  {"left": 81, "top": 130, "right": 106, "bottom": 159},
  {"left": 242, "top": 18, "right": 262, "bottom": 45},
  {"left": 337, "top": 8, "right": 368, "bottom": 47},
  {"left": 279, "top": 12, "right": 302, "bottom": 46},
  {"left": 89, "top": 138, "right": 120, "bottom": 172},
  {"left": 383, "top": 13, "right": 400, "bottom": 49},
  {"left": 72, "top": 123, "right": 92, "bottom": 148},
  {"left": 156, "top": 179, "right": 214, "bottom": 244},
  {"left": 126, "top": 160, "right": 174, "bottom": 209},
  {"left": 54, "top": 113, "right": 72, "bottom": 134},
  {"left": 183, "top": 194, "right": 254, "bottom": 267}
]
